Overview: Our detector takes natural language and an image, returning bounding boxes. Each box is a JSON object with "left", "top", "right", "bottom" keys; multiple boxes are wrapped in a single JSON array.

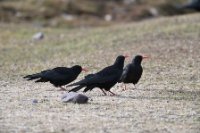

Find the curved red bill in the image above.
[
  {"left": 82, "top": 68, "right": 89, "bottom": 72},
  {"left": 124, "top": 54, "right": 129, "bottom": 58},
  {"left": 142, "top": 55, "right": 149, "bottom": 59}
]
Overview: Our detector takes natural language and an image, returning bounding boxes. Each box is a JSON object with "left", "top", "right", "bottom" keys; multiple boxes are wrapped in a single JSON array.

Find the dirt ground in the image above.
[{"left": 0, "top": 14, "right": 200, "bottom": 133}]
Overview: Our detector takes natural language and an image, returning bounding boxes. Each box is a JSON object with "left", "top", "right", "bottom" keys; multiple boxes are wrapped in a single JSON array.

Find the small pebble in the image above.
[{"left": 32, "top": 99, "right": 38, "bottom": 104}]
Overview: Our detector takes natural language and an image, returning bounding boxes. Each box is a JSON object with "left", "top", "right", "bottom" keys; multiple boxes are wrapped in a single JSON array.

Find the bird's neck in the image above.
[
  {"left": 132, "top": 60, "right": 142, "bottom": 66},
  {"left": 114, "top": 61, "right": 124, "bottom": 69}
]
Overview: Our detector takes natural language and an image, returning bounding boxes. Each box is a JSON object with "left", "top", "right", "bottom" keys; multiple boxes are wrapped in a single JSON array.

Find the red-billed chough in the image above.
[
  {"left": 67, "top": 55, "right": 128, "bottom": 95},
  {"left": 23, "top": 65, "right": 87, "bottom": 91},
  {"left": 118, "top": 55, "right": 148, "bottom": 90}
]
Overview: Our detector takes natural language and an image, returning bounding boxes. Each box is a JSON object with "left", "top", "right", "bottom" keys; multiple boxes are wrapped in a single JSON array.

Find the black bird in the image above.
[
  {"left": 24, "top": 65, "right": 88, "bottom": 91},
  {"left": 118, "top": 55, "right": 148, "bottom": 90},
  {"left": 67, "top": 55, "right": 128, "bottom": 95}
]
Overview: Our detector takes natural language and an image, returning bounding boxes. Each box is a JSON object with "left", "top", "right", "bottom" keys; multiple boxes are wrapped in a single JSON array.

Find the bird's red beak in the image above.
[
  {"left": 142, "top": 55, "right": 149, "bottom": 59},
  {"left": 124, "top": 54, "right": 129, "bottom": 58},
  {"left": 82, "top": 68, "right": 88, "bottom": 72}
]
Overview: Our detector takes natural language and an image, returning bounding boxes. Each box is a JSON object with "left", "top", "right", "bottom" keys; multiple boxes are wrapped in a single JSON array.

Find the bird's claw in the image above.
[{"left": 122, "top": 88, "right": 127, "bottom": 91}]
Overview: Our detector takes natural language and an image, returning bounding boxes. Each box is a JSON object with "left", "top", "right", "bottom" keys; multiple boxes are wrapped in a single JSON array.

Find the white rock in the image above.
[
  {"left": 104, "top": 14, "right": 112, "bottom": 22},
  {"left": 149, "top": 7, "right": 159, "bottom": 17},
  {"left": 32, "top": 32, "right": 44, "bottom": 40}
]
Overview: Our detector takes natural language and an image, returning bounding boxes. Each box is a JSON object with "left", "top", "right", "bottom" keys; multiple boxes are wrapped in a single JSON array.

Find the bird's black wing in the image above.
[
  {"left": 95, "top": 65, "right": 114, "bottom": 76},
  {"left": 67, "top": 65, "right": 113, "bottom": 86},
  {"left": 24, "top": 67, "right": 72, "bottom": 82},
  {"left": 68, "top": 74, "right": 96, "bottom": 92},
  {"left": 118, "top": 64, "right": 131, "bottom": 82},
  {"left": 84, "top": 74, "right": 95, "bottom": 79},
  {"left": 69, "top": 85, "right": 85, "bottom": 92},
  {"left": 52, "top": 67, "right": 71, "bottom": 75},
  {"left": 40, "top": 70, "right": 71, "bottom": 81},
  {"left": 131, "top": 65, "right": 143, "bottom": 83},
  {"left": 41, "top": 67, "right": 75, "bottom": 81},
  {"left": 67, "top": 67, "right": 120, "bottom": 87}
]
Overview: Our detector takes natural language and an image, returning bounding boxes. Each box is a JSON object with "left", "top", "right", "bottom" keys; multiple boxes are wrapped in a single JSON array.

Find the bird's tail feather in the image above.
[
  {"left": 67, "top": 74, "right": 95, "bottom": 87},
  {"left": 69, "top": 85, "right": 84, "bottom": 92},
  {"left": 23, "top": 73, "right": 41, "bottom": 80},
  {"left": 85, "top": 74, "right": 95, "bottom": 79},
  {"left": 66, "top": 81, "right": 83, "bottom": 87},
  {"left": 35, "top": 78, "right": 48, "bottom": 82},
  {"left": 83, "top": 86, "right": 94, "bottom": 93}
]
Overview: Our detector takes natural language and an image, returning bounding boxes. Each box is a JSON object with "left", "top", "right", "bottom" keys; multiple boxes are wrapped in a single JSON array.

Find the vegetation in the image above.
[{"left": 0, "top": 0, "right": 195, "bottom": 27}]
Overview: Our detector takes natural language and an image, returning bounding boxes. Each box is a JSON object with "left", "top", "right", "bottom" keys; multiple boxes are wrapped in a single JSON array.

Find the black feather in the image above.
[{"left": 68, "top": 55, "right": 126, "bottom": 93}]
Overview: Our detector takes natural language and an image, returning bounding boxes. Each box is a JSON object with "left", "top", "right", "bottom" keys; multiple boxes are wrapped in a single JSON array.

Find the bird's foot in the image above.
[
  {"left": 46, "top": 89, "right": 54, "bottom": 91},
  {"left": 100, "top": 89, "right": 107, "bottom": 96},
  {"left": 121, "top": 84, "right": 127, "bottom": 91},
  {"left": 108, "top": 90, "right": 117, "bottom": 96},
  {"left": 58, "top": 89, "right": 66, "bottom": 91},
  {"left": 121, "top": 88, "right": 126, "bottom": 91},
  {"left": 132, "top": 84, "right": 137, "bottom": 90},
  {"left": 99, "top": 93, "right": 107, "bottom": 96}
]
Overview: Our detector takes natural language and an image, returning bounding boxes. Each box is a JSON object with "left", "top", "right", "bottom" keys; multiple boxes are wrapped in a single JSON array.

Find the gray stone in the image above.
[
  {"left": 61, "top": 92, "right": 88, "bottom": 104},
  {"left": 32, "top": 99, "right": 38, "bottom": 104},
  {"left": 32, "top": 32, "right": 44, "bottom": 40}
]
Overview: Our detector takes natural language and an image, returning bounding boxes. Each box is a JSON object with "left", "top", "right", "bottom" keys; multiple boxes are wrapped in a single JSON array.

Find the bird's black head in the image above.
[
  {"left": 132, "top": 55, "right": 148, "bottom": 65},
  {"left": 72, "top": 65, "right": 88, "bottom": 74},
  {"left": 72, "top": 65, "right": 82, "bottom": 74},
  {"left": 114, "top": 55, "right": 127, "bottom": 69}
]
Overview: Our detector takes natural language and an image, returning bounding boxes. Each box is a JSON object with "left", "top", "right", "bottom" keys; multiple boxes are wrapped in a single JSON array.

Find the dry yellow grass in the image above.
[{"left": 0, "top": 14, "right": 200, "bottom": 133}]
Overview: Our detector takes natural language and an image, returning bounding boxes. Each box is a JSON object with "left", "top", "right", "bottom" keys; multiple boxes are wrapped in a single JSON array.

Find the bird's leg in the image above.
[
  {"left": 58, "top": 86, "right": 66, "bottom": 91},
  {"left": 133, "top": 84, "right": 137, "bottom": 89},
  {"left": 122, "top": 84, "right": 127, "bottom": 91},
  {"left": 108, "top": 90, "right": 116, "bottom": 96},
  {"left": 100, "top": 89, "right": 107, "bottom": 95}
]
